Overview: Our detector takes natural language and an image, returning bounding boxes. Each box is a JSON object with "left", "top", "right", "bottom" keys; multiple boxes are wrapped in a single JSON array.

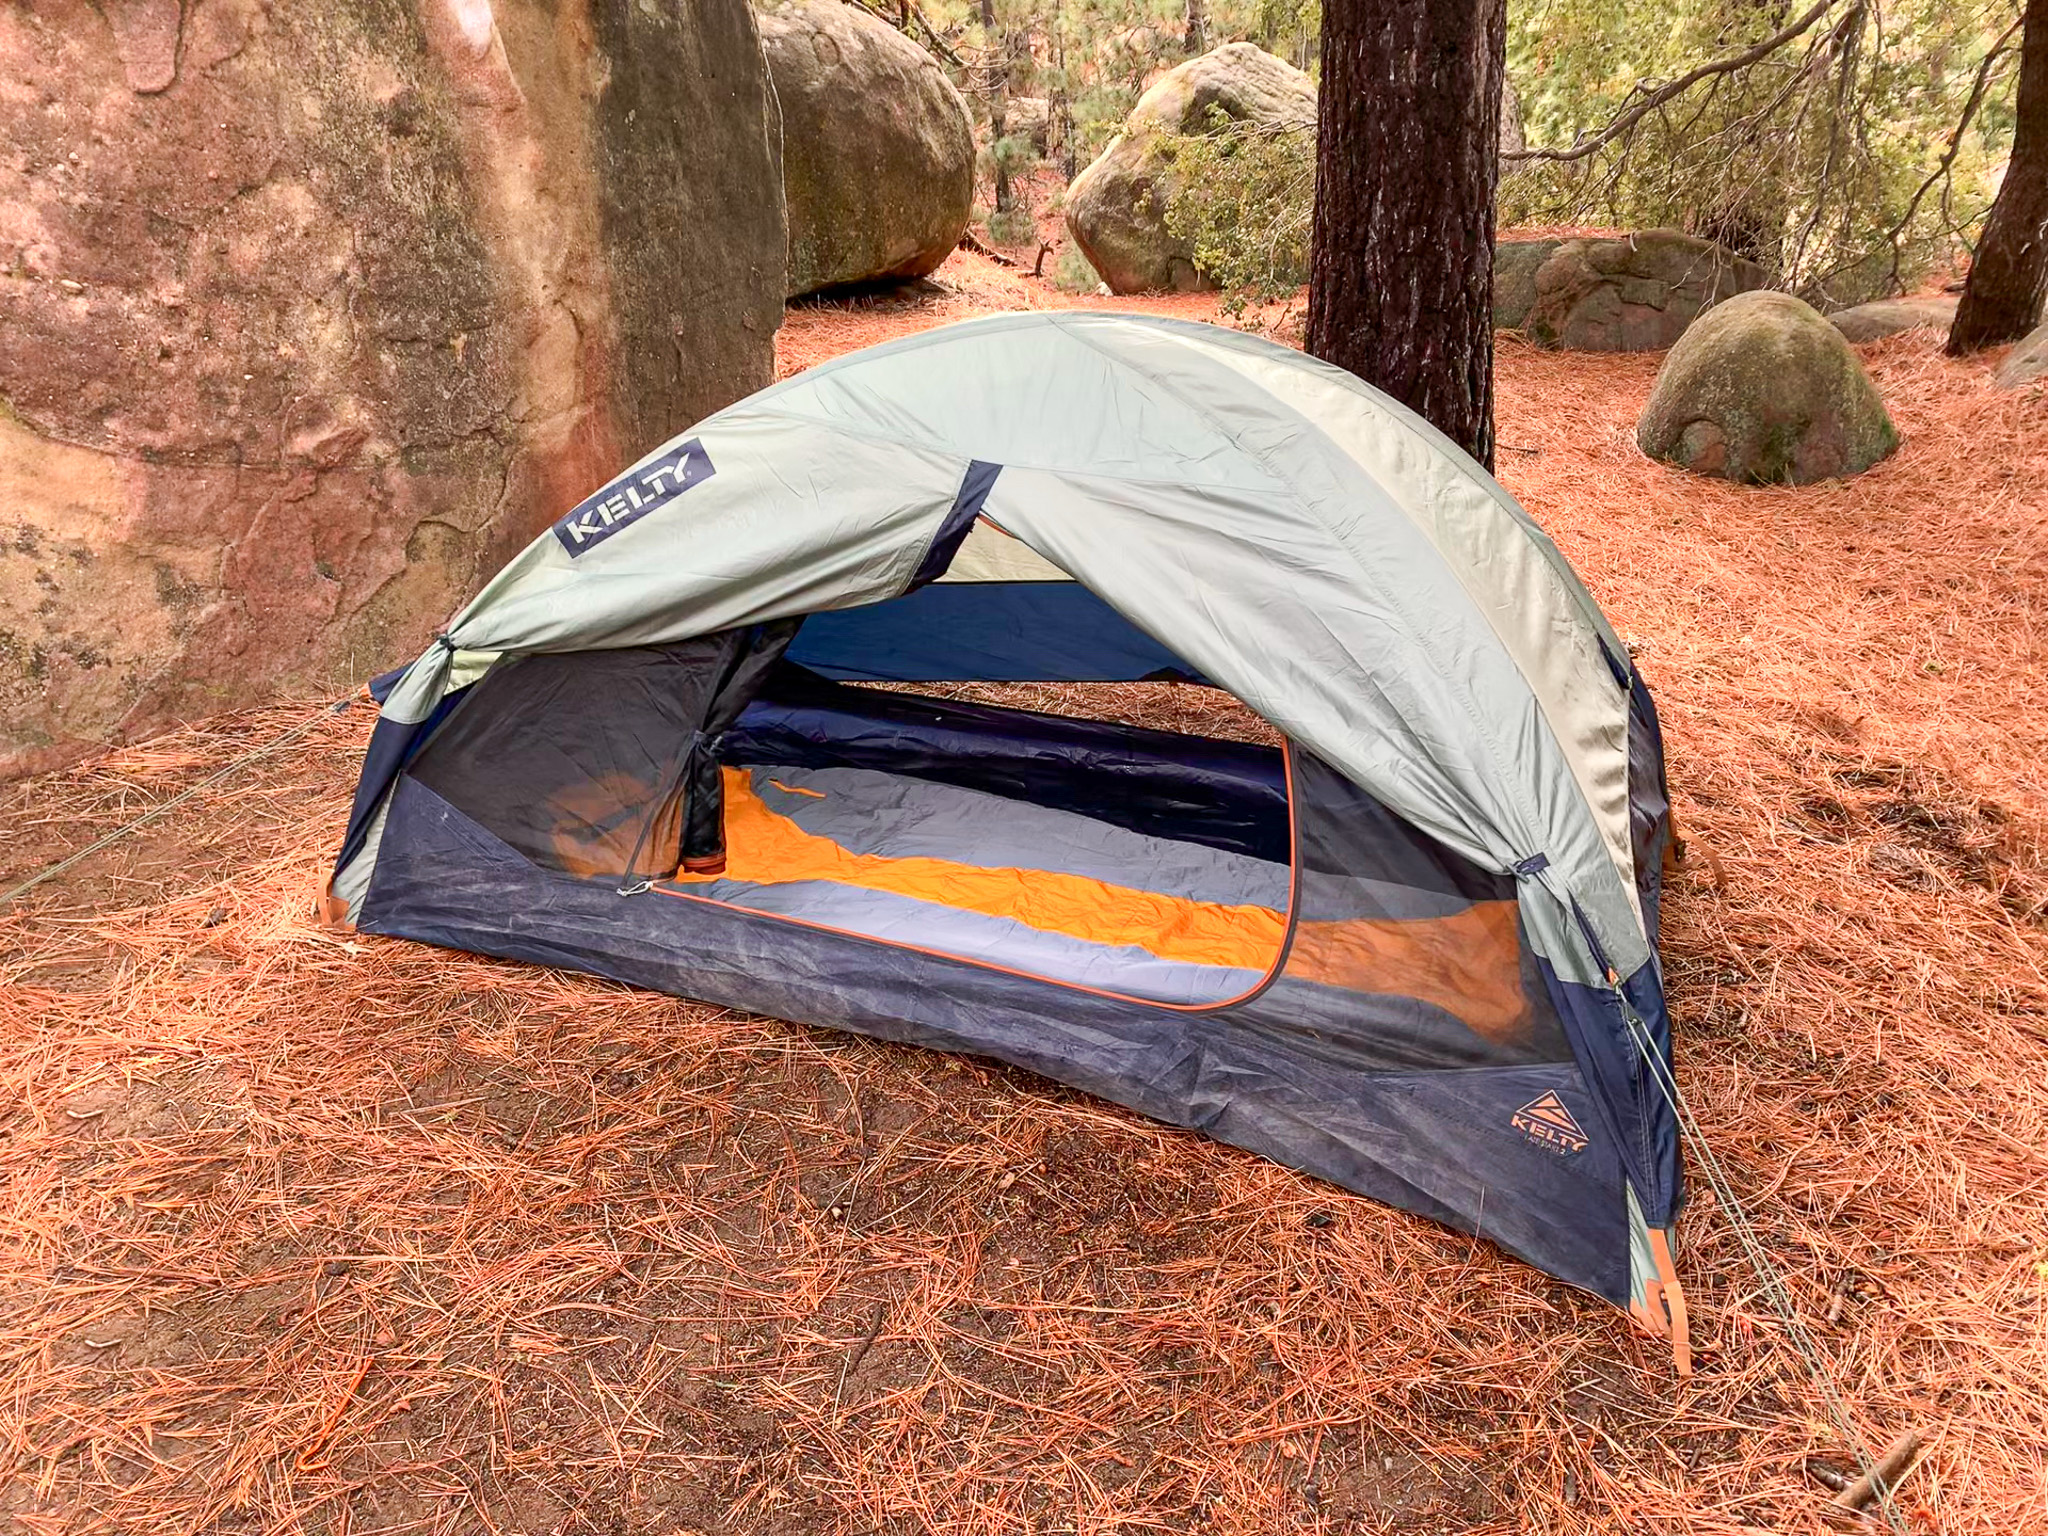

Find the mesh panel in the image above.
[{"left": 405, "top": 625, "right": 797, "bottom": 883}]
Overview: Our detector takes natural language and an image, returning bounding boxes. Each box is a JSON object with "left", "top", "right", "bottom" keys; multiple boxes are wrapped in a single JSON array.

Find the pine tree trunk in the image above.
[
  {"left": 1184, "top": 0, "right": 1208, "bottom": 55},
  {"left": 980, "top": 0, "right": 1012, "bottom": 212},
  {"left": 1950, "top": 0, "right": 2048, "bottom": 353},
  {"left": 1306, "top": 0, "right": 1506, "bottom": 470}
]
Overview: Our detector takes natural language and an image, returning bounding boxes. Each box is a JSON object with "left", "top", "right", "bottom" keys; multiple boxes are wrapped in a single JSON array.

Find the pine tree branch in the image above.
[
  {"left": 842, "top": 0, "right": 966, "bottom": 68},
  {"left": 1504, "top": 0, "right": 1849, "bottom": 165},
  {"left": 1883, "top": 17, "right": 2022, "bottom": 290}
]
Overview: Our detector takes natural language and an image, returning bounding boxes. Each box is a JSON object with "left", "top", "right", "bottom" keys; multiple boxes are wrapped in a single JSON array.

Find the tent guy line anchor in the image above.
[
  {"left": 1614, "top": 986, "right": 1912, "bottom": 1532},
  {"left": 0, "top": 696, "right": 355, "bottom": 912}
]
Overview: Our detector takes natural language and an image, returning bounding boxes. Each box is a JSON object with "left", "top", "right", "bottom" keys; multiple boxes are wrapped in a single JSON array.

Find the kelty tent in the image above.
[{"left": 325, "top": 311, "right": 1688, "bottom": 1365}]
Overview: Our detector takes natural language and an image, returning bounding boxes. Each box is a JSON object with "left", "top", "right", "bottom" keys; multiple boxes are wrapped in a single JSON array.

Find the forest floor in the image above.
[{"left": 3, "top": 248, "right": 2046, "bottom": 1536}]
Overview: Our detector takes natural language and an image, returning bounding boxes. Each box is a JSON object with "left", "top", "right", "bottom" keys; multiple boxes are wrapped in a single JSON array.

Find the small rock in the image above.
[
  {"left": 1637, "top": 291, "right": 1899, "bottom": 485},
  {"left": 1996, "top": 320, "right": 2048, "bottom": 389},
  {"left": 1826, "top": 294, "right": 1957, "bottom": 343}
]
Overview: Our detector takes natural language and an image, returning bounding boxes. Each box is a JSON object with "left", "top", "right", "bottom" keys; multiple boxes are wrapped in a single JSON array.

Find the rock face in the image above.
[
  {"left": 1494, "top": 239, "right": 1564, "bottom": 331},
  {"left": 0, "top": 0, "right": 785, "bottom": 778},
  {"left": 1827, "top": 295, "right": 1959, "bottom": 343},
  {"left": 1065, "top": 43, "right": 1314, "bottom": 295},
  {"left": 1637, "top": 292, "right": 1899, "bottom": 485},
  {"left": 1005, "top": 95, "right": 1052, "bottom": 154},
  {"left": 758, "top": 0, "right": 973, "bottom": 297},
  {"left": 1995, "top": 321, "right": 2048, "bottom": 388},
  {"left": 1518, "top": 230, "right": 1767, "bottom": 351},
  {"left": 1499, "top": 78, "right": 1527, "bottom": 158}
]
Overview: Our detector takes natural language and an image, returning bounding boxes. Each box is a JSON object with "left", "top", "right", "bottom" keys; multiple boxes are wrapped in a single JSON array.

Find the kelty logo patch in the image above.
[
  {"left": 1511, "top": 1091, "right": 1590, "bottom": 1156},
  {"left": 552, "top": 439, "right": 714, "bottom": 556}
]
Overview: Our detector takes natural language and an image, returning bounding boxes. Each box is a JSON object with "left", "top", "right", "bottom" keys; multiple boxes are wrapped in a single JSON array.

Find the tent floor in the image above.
[{"left": 657, "top": 763, "right": 1292, "bottom": 1006}]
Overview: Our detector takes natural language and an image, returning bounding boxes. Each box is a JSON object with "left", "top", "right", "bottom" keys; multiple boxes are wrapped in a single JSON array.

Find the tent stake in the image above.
[{"left": 1830, "top": 1430, "right": 1923, "bottom": 1515}]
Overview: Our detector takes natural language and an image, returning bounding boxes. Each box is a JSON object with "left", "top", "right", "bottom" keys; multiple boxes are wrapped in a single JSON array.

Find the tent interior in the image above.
[{"left": 393, "top": 612, "right": 1553, "bottom": 1033}]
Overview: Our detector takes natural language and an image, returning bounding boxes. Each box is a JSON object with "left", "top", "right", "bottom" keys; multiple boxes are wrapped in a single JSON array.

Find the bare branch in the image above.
[
  {"left": 1504, "top": 0, "right": 1849, "bottom": 165},
  {"left": 843, "top": 0, "right": 966, "bottom": 68},
  {"left": 1883, "top": 18, "right": 2023, "bottom": 290}
]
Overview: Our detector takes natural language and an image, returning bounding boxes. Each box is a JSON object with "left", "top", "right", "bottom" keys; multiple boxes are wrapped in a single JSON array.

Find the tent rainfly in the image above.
[{"left": 325, "top": 311, "right": 1688, "bottom": 1368}]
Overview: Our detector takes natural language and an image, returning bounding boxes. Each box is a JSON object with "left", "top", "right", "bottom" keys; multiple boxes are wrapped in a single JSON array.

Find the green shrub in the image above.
[
  {"left": 1053, "top": 241, "right": 1102, "bottom": 292},
  {"left": 987, "top": 203, "right": 1039, "bottom": 247},
  {"left": 1157, "top": 107, "right": 1313, "bottom": 311}
]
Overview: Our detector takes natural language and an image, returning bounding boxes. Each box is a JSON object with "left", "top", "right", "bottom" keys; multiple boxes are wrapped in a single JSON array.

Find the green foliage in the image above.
[
  {"left": 1504, "top": 0, "right": 2019, "bottom": 302},
  {"left": 987, "top": 202, "right": 1040, "bottom": 245},
  {"left": 920, "top": 0, "right": 1312, "bottom": 167},
  {"left": 1053, "top": 240, "right": 1104, "bottom": 290},
  {"left": 990, "top": 132, "right": 1039, "bottom": 179},
  {"left": 910, "top": 0, "right": 2017, "bottom": 314},
  {"left": 1244, "top": 0, "right": 1318, "bottom": 71},
  {"left": 1156, "top": 107, "right": 1313, "bottom": 310}
]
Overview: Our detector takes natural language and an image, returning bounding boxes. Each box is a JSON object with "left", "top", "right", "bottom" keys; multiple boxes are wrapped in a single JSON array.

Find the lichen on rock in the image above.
[{"left": 0, "top": 0, "right": 785, "bottom": 777}]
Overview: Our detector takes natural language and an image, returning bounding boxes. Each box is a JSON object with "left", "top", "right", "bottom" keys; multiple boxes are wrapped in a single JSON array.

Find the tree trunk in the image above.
[
  {"left": 1184, "top": 0, "right": 1208, "bottom": 55},
  {"left": 1950, "top": 0, "right": 2048, "bottom": 353},
  {"left": 980, "top": 0, "right": 1012, "bottom": 212},
  {"left": 1307, "top": 0, "right": 1506, "bottom": 470}
]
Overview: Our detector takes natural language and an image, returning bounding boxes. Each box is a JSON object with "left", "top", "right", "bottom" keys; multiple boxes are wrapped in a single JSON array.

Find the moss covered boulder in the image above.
[
  {"left": 758, "top": 0, "right": 973, "bottom": 297},
  {"left": 1637, "top": 292, "right": 1899, "bottom": 485},
  {"left": 1494, "top": 239, "right": 1563, "bottom": 331},
  {"left": 1523, "top": 230, "right": 1765, "bottom": 351},
  {"left": 1064, "top": 43, "right": 1314, "bottom": 295}
]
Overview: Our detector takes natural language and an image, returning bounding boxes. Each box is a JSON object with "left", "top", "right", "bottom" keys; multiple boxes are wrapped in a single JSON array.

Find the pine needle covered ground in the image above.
[{"left": 3, "top": 251, "right": 2045, "bottom": 1534}]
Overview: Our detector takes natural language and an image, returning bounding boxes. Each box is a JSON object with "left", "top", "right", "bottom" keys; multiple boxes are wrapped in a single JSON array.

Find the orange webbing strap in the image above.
[
  {"left": 314, "top": 887, "right": 354, "bottom": 932},
  {"left": 1629, "top": 1228, "right": 1693, "bottom": 1376}
]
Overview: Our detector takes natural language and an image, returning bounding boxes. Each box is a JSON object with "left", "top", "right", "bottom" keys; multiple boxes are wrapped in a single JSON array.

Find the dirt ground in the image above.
[{"left": 3, "top": 250, "right": 2046, "bottom": 1535}]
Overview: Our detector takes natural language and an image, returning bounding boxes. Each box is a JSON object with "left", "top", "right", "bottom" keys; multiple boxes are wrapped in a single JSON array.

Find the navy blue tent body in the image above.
[{"left": 328, "top": 314, "right": 1688, "bottom": 1365}]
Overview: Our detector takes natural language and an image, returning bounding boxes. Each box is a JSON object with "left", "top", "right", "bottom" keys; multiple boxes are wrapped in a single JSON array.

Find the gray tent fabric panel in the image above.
[
  {"left": 355, "top": 313, "right": 1644, "bottom": 985},
  {"left": 1174, "top": 333, "right": 1636, "bottom": 923},
  {"left": 435, "top": 414, "right": 973, "bottom": 662}
]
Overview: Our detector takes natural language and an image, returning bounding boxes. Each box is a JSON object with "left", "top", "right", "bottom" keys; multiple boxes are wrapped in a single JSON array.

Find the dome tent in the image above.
[{"left": 325, "top": 311, "right": 1688, "bottom": 1366}]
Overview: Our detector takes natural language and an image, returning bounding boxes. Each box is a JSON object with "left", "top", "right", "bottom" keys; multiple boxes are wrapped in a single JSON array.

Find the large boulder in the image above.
[
  {"left": 0, "top": 0, "right": 785, "bottom": 778},
  {"left": 758, "top": 0, "right": 973, "bottom": 297},
  {"left": 1005, "top": 95, "right": 1052, "bottom": 154},
  {"left": 1637, "top": 292, "right": 1899, "bottom": 485},
  {"left": 1494, "top": 238, "right": 1564, "bottom": 331},
  {"left": 1827, "top": 295, "right": 1958, "bottom": 343},
  {"left": 1520, "top": 230, "right": 1767, "bottom": 351},
  {"left": 1065, "top": 43, "right": 1314, "bottom": 295},
  {"left": 1996, "top": 321, "right": 2048, "bottom": 388}
]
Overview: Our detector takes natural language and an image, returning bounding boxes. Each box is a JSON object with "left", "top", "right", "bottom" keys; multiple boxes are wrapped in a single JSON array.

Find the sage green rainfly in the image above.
[{"left": 1637, "top": 291, "right": 1899, "bottom": 485}]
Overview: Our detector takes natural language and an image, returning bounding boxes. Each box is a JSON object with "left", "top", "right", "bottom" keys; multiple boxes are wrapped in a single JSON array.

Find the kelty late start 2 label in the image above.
[{"left": 552, "top": 439, "right": 714, "bottom": 556}]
